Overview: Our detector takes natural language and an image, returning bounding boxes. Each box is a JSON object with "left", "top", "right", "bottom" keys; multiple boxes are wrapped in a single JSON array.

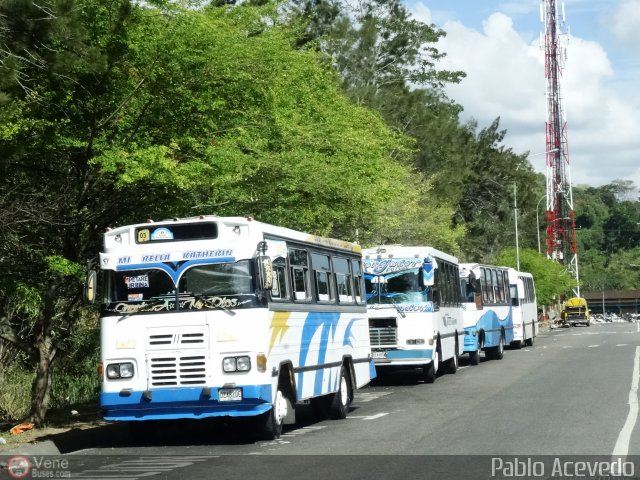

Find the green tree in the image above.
[{"left": 1, "top": 0, "right": 460, "bottom": 424}]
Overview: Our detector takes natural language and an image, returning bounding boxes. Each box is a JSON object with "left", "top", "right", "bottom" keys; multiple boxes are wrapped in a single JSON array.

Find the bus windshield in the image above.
[
  {"left": 365, "top": 269, "right": 430, "bottom": 305},
  {"left": 104, "top": 260, "right": 257, "bottom": 313}
]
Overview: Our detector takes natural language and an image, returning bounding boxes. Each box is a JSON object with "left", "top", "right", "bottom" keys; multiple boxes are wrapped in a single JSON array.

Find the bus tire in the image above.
[
  {"left": 261, "top": 387, "right": 287, "bottom": 440},
  {"left": 495, "top": 333, "right": 505, "bottom": 360},
  {"left": 444, "top": 339, "right": 459, "bottom": 374},
  {"left": 423, "top": 345, "right": 439, "bottom": 383},
  {"left": 487, "top": 333, "right": 504, "bottom": 360},
  {"left": 469, "top": 349, "right": 480, "bottom": 365},
  {"left": 328, "top": 366, "right": 352, "bottom": 420},
  {"left": 525, "top": 329, "right": 535, "bottom": 347}
]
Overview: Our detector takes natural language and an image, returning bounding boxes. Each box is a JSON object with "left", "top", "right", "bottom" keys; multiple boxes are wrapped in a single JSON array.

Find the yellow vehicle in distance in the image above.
[{"left": 561, "top": 297, "right": 590, "bottom": 327}]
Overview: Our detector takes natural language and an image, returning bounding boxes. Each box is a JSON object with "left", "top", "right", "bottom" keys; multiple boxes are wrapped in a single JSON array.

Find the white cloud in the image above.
[
  {"left": 411, "top": 2, "right": 640, "bottom": 188},
  {"left": 610, "top": 0, "right": 640, "bottom": 47}
]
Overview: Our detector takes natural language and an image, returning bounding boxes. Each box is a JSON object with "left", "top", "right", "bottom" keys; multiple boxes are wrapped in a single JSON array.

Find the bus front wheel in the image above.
[
  {"left": 469, "top": 349, "right": 480, "bottom": 365},
  {"left": 261, "top": 388, "right": 287, "bottom": 440},
  {"left": 423, "top": 347, "right": 439, "bottom": 383}
]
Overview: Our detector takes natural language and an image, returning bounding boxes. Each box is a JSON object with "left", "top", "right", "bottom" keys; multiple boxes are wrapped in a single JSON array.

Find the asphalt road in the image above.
[{"left": 4, "top": 321, "right": 640, "bottom": 479}]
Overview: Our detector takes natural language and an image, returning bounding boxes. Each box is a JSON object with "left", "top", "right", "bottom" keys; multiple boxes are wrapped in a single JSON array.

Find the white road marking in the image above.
[
  {"left": 74, "top": 457, "right": 213, "bottom": 479},
  {"left": 618, "top": 344, "right": 630, "bottom": 347},
  {"left": 613, "top": 346, "right": 640, "bottom": 458},
  {"left": 354, "top": 391, "right": 392, "bottom": 402},
  {"left": 282, "top": 425, "right": 326, "bottom": 436},
  {"left": 347, "top": 412, "right": 390, "bottom": 420},
  {"left": 587, "top": 345, "right": 600, "bottom": 348},
  {"left": 363, "top": 412, "right": 389, "bottom": 421}
]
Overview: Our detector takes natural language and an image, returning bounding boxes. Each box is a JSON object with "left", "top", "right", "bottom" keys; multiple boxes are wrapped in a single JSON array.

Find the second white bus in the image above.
[{"left": 363, "top": 246, "right": 464, "bottom": 383}]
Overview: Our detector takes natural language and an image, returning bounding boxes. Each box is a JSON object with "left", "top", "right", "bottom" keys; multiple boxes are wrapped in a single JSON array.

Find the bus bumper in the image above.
[{"left": 100, "top": 385, "right": 273, "bottom": 421}]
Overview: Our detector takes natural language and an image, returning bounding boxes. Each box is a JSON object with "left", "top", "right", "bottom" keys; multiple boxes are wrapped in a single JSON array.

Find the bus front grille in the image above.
[
  {"left": 148, "top": 332, "right": 205, "bottom": 348},
  {"left": 149, "top": 355, "right": 208, "bottom": 386},
  {"left": 369, "top": 317, "right": 397, "bottom": 346},
  {"left": 369, "top": 328, "right": 397, "bottom": 346}
]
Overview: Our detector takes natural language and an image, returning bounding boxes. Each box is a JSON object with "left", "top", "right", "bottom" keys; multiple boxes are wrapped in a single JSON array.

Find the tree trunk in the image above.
[{"left": 29, "top": 337, "right": 53, "bottom": 427}]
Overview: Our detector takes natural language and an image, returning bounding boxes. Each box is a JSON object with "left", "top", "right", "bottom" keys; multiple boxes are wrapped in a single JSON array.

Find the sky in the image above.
[{"left": 404, "top": 0, "right": 640, "bottom": 188}]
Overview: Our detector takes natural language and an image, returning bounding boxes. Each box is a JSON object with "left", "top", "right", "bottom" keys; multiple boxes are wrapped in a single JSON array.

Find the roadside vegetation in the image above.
[{"left": 1, "top": 0, "right": 639, "bottom": 426}]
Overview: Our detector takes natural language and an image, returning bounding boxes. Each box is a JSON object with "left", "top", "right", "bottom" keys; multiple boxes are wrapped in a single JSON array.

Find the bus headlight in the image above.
[
  {"left": 236, "top": 356, "right": 251, "bottom": 371},
  {"left": 106, "top": 362, "right": 134, "bottom": 379},
  {"left": 223, "top": 356, "right": 252, "bottom": 372},
  {"left": 223, "top": 357, "right": 237, "bottom": 372}
]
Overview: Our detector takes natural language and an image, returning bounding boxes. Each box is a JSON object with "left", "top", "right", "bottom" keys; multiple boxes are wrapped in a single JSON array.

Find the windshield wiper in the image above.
[{"left": 388, "top": 296, "right": 406, "bottom": 318}]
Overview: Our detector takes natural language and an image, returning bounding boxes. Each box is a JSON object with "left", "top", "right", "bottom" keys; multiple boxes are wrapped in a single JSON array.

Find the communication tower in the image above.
[{"left": 541, "top": 0, "right": 579, "bottom": 295}]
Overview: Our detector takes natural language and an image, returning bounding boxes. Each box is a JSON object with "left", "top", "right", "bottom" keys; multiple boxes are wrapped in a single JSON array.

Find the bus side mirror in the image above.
[
  {"left": 422, "top": 265, "right": 435, "bottom": 287},
  {"left": 259, "top": 256, "right": 273, "bottom": 291},
  {"left": 84, "top": 270, "right": 97, "bottom": 304}
]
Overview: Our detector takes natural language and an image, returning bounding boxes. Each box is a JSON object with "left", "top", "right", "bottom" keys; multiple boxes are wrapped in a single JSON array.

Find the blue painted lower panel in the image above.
[
  {"left": 100, "top": 384, "right": 272, "bottom": 421},
  {"left": 463, "top": 328, "right": 479, "bottom": 352},
  {"left": 374, "top": 349, "right": 433, "bottom": 366}
]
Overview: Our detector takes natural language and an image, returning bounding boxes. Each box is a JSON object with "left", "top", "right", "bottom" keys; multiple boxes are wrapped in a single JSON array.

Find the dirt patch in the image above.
[{"left": 0, "top": 403, "right": 104, "bottom": 452}]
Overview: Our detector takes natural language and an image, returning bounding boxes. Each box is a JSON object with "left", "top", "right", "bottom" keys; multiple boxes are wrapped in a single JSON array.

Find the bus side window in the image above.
[
  {"left": 433, "top": 268, "right": 441, "bottom": 309},
  {"left": 333, "top": 257, "right": 353, "bottom": 304},
  {"left": 312, "top": 253, "right": 334, "bottom": 302},
  {"left": 289, "top": 248, "right": 311, "bottom": 301},
  {"left": 352, "top": 260, "right": 364, "bottom": 304},
  {"left": 270, "top": 257, "right": 288, "bottom": 300},
  {"left": 510, "top": 284, "right": 519, "bottom": 306}
]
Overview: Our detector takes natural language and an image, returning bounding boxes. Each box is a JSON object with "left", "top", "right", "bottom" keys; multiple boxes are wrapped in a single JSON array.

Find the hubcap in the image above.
[
  {"left": 274, "top": 390, "right": 287, "bottom": 425},
  {"left": 339, "top": 376, "right": 348, "bottom": 406}
]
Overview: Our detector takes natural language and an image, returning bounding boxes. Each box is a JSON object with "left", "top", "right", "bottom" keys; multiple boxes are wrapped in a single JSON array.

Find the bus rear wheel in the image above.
[{"left": 328, "top": 367, "right": 352, "bottom": 420}]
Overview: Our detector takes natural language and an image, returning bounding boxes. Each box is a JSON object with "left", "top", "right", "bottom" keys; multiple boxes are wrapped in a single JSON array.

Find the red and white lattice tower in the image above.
[{"left": 541, "top": 0, "right": 579, "bottom": 295}]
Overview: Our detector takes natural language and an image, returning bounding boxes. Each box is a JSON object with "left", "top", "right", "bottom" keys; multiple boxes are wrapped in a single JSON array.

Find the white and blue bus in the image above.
[
  {"left": 507, "top": 268, "right": 538, "bottom": 348},
  {"left": 87, "top": 216, "right": 375, "bottom": 440},
  {"left": 458, "top": 263, "right": 514, "bottom": 364},
  {"left": 363, "top": 246, "right": 464, "bottom": 383}
]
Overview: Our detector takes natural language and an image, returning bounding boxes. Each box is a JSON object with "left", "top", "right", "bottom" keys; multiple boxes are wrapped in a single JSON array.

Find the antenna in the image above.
[{"left": 541, "top": 0, "right": 580, "bottom": 296}]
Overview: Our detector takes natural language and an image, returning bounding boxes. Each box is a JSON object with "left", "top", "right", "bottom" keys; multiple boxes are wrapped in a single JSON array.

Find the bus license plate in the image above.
[
  {"left": 372, "top": 350, "right": 387, "bottom": 359},
  {"left": 218, "top": 388, "right": 242, "bottom": 402}
]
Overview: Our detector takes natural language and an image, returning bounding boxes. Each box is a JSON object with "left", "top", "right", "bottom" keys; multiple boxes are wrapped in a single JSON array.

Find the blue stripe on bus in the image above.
[
  {"left": 385, "top": 349, "right": 433, "bottom": 360},
  {"left": 463, "top": 308, "right": 514, "bottom": 351},
  {"left": 100, "top": 384, "right": 272, "bottom": 421},
  {"left": 369, "top": 359, "right": 377, "bottom": 378},
  {"left": 297, "top": 311, "right": 341, "bottom": 397}
]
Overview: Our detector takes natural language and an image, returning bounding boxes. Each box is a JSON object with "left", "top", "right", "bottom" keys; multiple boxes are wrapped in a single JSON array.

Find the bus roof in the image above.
[
  {"left": 458, "top": 263, "right": 510, "bottom": 277},
  {"left": 362, "top": 245, "right": 458, "bottom": 264},
  {"left": 101, "top": 216, "right": 361, "bottom": 261}
]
